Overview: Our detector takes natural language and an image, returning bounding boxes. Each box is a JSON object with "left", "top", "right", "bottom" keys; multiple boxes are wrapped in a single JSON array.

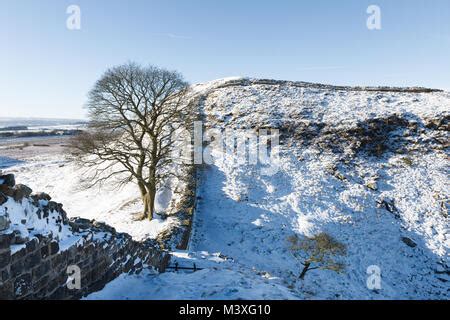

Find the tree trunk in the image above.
[
  {"left": 147, "top": 185, "right": 156, "bottom": 221},
  {"left": 138, "top": 181, "right": 146, "bottom": 197},
  {"left": 136, "top": 182, "right": 149, "bottom": 221},
  {"left": 146, "top": 164, "right": 157, "bottom": 221},
  {"left": 299, "top": 262, "right": 311, "bottom": 280},
  {"left": 141, "top": 192, "right": 155, "bottom": 221},
  {"left": 142, "top": 194, "right": 151, "bottom": 220}
]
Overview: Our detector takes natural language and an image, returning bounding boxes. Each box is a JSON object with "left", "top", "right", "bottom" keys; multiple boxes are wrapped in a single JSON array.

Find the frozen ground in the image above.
[{"left": 87, "top": 79, "right": 449, "bottom": 300}]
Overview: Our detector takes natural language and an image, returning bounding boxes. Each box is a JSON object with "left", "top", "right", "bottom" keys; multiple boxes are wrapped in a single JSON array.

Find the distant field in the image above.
[
  {"left": 0, "top": 117, "right": 86, "bottom": 147},
  {"left": 0, "top": 135, "right": 71, "bottom": 168},
  {"left": 0, "top": 117, "right": 87, "bottom": 128}
]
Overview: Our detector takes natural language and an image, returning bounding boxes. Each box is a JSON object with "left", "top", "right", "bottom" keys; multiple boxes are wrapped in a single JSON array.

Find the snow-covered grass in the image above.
[
  {"left": 86, "top": 268, "right": 298, "bottom": 300},
  {"left": 188, "top": 147, "right": 448, "bottom": 299},
  {"left": 86, "top": 251, "right": 298, "bottom": 300},
  {"left": 189, "top": 80, "right": 449, "bottom": 299},
  {"left": 5, "top": 154, "right": 176, "bottom": 241},
  {"left": 202, "top": 81, "right": 449, "bottom": 130}
]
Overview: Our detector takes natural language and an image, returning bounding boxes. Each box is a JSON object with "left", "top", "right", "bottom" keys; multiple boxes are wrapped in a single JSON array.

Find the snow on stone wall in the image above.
[{"left": 0, "top": 174, "right": 169, "bottom": 300}]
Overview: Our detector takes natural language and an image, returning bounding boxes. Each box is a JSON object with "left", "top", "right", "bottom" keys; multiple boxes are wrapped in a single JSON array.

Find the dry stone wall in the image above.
[{"left": 0, "top": 174, "right": 169, "bottom": 300}]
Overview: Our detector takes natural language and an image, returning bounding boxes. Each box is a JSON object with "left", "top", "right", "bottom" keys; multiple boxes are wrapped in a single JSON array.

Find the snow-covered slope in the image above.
[
  {"left": 189, "top": 79, "right": 449, "bottom": 299},
  {"left": 90, "top": 78, "right": 450, "bottom": 299}
]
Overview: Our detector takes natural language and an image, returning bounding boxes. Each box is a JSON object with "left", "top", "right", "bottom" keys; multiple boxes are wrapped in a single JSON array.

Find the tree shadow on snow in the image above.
[{"left": 0, "top": 156, "right": 24, "bottom": 169}]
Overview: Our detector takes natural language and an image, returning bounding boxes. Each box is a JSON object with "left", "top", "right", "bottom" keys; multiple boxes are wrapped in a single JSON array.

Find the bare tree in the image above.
[
  {"left": 288, "top": 233, "right": 346, "bottom": 280},
  {"left": 70, "top": 62, "right": 193, "bottom": 220}
]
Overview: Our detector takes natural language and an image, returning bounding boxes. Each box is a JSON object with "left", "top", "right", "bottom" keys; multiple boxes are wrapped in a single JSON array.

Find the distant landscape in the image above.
[
  {"left": 0, "top": 117, "right": 86, "bottom": 141},
  {"left": 0, "top": 117, "right": 87, "bottom": 128}
]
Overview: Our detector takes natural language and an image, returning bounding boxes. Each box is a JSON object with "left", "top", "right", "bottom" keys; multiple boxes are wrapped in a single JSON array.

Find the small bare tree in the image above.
[
  {"left": 288, "top": 233, "right": 346, "bottom": 280},
  {"left": 70, "top": 62, "right": 193, "bottom": 220}
]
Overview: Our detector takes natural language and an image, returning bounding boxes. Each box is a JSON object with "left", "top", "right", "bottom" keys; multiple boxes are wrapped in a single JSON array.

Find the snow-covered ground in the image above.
[
  {"left": 2, "top": 78, "right": 448, "bottom": 299},
  {"left": 87, "top": 251, "right": 298, "bottom": 300},
  {"left": 3, "top": 154, "right": 176, "bottom": 241},
  {"left": 87, "top": 79, "right": 450, "bottom": 300}
]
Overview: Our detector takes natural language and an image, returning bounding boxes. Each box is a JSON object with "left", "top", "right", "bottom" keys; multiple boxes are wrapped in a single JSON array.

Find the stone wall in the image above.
[
  {"left": 156, "top": 166, "right": 197, "bottom": 251},
  {"left": 0, "top": 218, "right": 169, "bottom": 300},
  {"left": 0, "top": 175, "right": 169, "bottom": 300}
]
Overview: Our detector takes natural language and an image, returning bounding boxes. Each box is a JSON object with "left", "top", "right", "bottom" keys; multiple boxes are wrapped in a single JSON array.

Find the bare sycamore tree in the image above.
[{"left": 70, "top": 62, "right": 193, "bottom": 220}]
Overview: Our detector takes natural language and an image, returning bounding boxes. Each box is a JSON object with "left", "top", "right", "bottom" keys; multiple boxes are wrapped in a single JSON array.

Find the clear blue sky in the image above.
[{"left": 1, "top": 0, "right": 449, "bottom": 119}]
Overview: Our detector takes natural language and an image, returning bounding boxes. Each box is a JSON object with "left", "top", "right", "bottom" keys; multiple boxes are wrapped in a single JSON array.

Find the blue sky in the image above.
[{"left": 1, "top": 0, "right": 449, "bottom": 119}]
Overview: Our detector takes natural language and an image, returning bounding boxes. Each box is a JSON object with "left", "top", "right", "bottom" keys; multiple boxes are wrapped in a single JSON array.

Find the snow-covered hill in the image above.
[{"left": 89, "top": 78, "right": 449, "bottom": 300}]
